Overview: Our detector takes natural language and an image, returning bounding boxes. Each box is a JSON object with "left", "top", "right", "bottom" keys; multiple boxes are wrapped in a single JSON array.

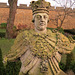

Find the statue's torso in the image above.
[
  {"left": 19, "top": 29, "right": 65, "bottom": 75},
  {"left": 6, "top": 29, "right": 74, "bottom": 75},
  {"left": 20, "top": 50, "right": 62, "bottom": 75}
]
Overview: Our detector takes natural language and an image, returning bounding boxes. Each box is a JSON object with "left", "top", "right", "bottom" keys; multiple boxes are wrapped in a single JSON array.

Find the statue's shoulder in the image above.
[
  {"left": 17, "top": 30, "right": 30, "bottom": 37},
  {"left": 47, "top": 29, "right": 56, "bottom": 36},
  {"left": 55, "top": 31, "right": 75, "bottom": 54},
  {"left": 15, "top": 29, "right": 33, "bottom": 43},
  {"left": 56, "top": 32, "right": 69, "bottom": 42},
  {"left": 48, "top": 29, "right": 69, "bottom": 42},
  {"left": 5, "top": 30, "right": 33, "bottom": 61}
]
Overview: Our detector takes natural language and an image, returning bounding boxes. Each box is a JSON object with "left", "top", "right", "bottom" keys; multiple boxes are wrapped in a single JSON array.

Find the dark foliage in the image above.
[
  {"left": 0, "top": 23, "right": 7, "bottom": 28},
  {"left": 73, "top": 35, "right": 75, "bottom": 40},
  {"left": 0, "top": 48, "right": 5, "bottom": 75},
  {"left": 0, "top": 48, "right": 21, "bottom": 75},
  {"left": 0, "top": 32, "right": 5, "bottom": 38},
  {"left": 5, "top": 61, "right": 21, "bottom": 75},
  {"left": 47, "top": 27, "right": 54, "bottom": 30},
  {"left": 59, "top": 52, "right": 75, "bottom": 73},
  {"left": 59, "top": 62, "right": 66, "bottom": 71},
  {"left": 65, "top": 52, "right": 74, "bottom": 70},
  {"left": 70, "top": 60, "right": 75, "bottom": 73},
  {"left": 64, "top": 29, "right": 75, "bottom": 35}
]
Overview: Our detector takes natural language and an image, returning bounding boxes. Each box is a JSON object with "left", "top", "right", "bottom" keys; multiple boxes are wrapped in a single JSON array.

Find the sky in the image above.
[
  {"left": 0, "top": 0, "right": 75, "bottom": 8},
  {"left": 0, "top": 0, "right": 56, "bottom": 6}
]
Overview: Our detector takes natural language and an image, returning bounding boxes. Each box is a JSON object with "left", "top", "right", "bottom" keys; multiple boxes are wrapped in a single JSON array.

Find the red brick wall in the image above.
[{"left": 0, "top": 3, "right": 75, "bottom": 29}]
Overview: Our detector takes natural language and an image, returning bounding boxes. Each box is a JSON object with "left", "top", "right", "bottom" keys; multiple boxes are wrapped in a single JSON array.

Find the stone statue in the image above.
[{"left": 4, "top": 0, "right": 75, "bottom": 75}]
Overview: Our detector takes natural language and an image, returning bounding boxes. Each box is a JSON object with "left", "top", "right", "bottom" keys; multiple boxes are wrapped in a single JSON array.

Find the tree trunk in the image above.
[{"left": 6, "top": 0, "right": 18, "bottom": 39}]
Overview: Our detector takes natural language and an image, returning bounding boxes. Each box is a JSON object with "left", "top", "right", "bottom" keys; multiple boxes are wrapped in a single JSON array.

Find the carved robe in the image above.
[{"left": 5, "top": 29, "right": 75, "bottom": 75}]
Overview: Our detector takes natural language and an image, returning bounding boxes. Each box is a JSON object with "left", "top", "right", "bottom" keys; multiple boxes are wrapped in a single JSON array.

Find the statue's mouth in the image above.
[{"left": 40, "top": 22, "right": 45, "bottom": 26}]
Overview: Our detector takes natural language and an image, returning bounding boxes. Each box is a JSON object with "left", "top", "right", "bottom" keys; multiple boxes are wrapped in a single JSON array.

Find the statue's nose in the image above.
[{"left": 41, "top": 17, "right": 44, "bottom": 22}]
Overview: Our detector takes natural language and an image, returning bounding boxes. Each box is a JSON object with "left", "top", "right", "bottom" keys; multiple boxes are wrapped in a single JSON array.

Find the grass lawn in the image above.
[
  {"left": 0, "top": 28, "right": 15, "bottom": 58},
  {"left": 0, "top": 38, "right": 15, "bottom": 57},
  {"left": 0, "top": 29, "right": 6, "bottom": 33}
]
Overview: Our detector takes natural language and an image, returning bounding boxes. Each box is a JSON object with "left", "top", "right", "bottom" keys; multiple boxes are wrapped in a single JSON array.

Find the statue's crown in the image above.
[{"left": 30, "top": 0, "right": 51, "bottom": 15}]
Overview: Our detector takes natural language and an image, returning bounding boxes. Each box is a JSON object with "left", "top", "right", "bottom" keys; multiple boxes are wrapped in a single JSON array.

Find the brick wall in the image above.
[{"left": 0, "top": 3, "right": 75, "bottom": 29}]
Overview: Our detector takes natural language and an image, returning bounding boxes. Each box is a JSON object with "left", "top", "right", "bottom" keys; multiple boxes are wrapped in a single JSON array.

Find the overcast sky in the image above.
[
  {"left": 0, "top": 0, "right": 75, "bottom": 8},
  {"left": 0, "top": 0, "right": 56, "bottom": 6}
]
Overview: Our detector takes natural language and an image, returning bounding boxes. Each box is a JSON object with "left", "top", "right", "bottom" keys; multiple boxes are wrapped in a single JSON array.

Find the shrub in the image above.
[
  {"left": 13, "top": 26, "right": 17, "bottom": 31},
  {"left": 0, "top": 48, "right": 5, "bottom": 75},
  {"left": 64, "top": 29, "right": 75, "bottom": 35},
  {"left": 70, "top": 60, "right": 75, "bottom": 73},
  {"left": 59, "top": 52, "right": 75, "bottom": 73},
  {"left": 0, "top": 46, "right": 21, "bottom": 75},
  {"left": 65, "top": 52, "right": 74, "bottom": 70},
  {"left": 0, "top": 32, "right": 5, "bottom": 38},
  {"left": 47, "top": 27, "right": 54, "bottom": 30},
  {"left": 59, "top": 62, "right": 66, "bottom": 71},
  {"left": 73, "top": 35, "right": 75, "bottom": 40},
  {"left": 0, "top": 23, "right": 7, "bottom": 28},
  {"left": 5, "top": 61, "right": 21, "bottom": 75},
  {"left": 18, "top": 23, "right": 28, "bottom": 30}
]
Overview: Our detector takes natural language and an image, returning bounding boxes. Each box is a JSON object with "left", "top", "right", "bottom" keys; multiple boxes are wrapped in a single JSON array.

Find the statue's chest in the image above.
[{"left": 29, "top": 34, "right": 57, "bottom": 59}]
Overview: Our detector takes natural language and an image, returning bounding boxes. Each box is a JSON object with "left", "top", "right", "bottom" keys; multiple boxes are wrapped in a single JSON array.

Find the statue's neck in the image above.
[{"left": 35, "top": 28, "right": 47, "bottom": 34}]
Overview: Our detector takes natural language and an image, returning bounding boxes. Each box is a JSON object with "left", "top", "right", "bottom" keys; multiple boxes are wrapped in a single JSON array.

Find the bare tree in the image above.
[
  {"left": 6, "top": 0, "right": 18, "bottom": 39},
  {"left": 50, "top": 0, "right": 75, "bottom": 30}
]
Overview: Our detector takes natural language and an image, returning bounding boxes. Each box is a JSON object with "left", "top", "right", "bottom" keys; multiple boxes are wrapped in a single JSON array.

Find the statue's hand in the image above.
[{"left": 3, "top": 56, "right": 8, "bottom": 64}]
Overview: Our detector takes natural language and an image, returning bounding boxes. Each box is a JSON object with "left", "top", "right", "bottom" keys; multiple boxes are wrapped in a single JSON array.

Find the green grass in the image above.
[
  {"left": 0, "top": 29, "right": 6, "bottom": 33},
  {"left": 0, "top": 38, "right": 15, "bottom": 57}
]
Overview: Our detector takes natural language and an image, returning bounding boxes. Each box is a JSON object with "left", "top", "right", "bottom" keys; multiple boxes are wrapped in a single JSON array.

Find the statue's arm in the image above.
[
  {"left": 3, "top": 32, "right": 23, "bottom": 63},
  {"left": 56, "top": 32, "right": 75, "bottom": 54},
  {"left": 3, "top": 31, "right": 28, "bottom": 63}
]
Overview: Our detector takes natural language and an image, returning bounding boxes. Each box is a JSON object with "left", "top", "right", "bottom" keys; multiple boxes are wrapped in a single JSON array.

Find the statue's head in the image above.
[
  {"left": 33, "top": 13, "right": 49, "bottom": 31},
  {"left": 30, "top": 0, "right": 51, "bottom": 32}
]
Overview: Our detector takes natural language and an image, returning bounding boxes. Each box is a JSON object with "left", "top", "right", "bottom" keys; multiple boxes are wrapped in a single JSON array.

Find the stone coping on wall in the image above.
[
  {"left": 0, "top": 2, "right": 75, "bottom": 11},
  {"left": 0, "top": 3, "right": 9, "bottom": 8}
]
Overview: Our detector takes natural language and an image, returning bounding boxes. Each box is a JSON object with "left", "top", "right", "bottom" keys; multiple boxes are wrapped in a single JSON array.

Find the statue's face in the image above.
[{"left": 34, "top": 13, "right": 49, "bottom": 31}]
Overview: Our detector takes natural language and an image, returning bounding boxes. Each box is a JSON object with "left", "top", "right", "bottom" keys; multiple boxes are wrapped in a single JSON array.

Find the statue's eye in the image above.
[
  {"left": 37, "top": 15, "right": 41, "bottom": 19},
  {"left": 44, "top": 15, "right": 47, "bottom": 19}
]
